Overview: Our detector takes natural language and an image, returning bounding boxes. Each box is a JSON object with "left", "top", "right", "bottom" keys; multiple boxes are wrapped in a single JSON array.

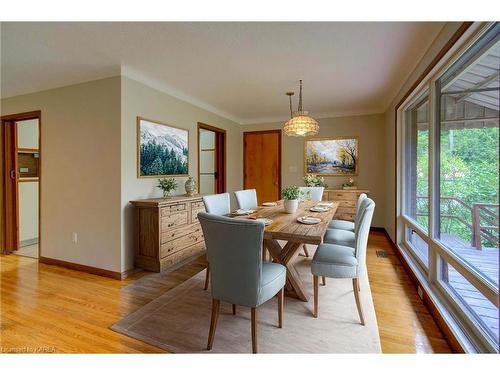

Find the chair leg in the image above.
[
  {"left": 251, "top": 307, "right": 257, "bottom": 353},
  {"left": 313, "top": 275, "right": 319, "bottom": 318},
  {"left": 277, "top": 288, "right": 284, "bottom": 328},
  {"left": 232, "top": 304, "right": 236, "bottom": 315},
  {"left": 322, "top": 276, "right": 326, "bottom": 286},
  {"left": 207, "top": 299, "right": 220, "bottom": 350},
  {"left": 204, "top": 264, "right": 210, "bottom": 290},
  {"left": 352, "top": 278, "right": 365, "bottom": 326},
  {"left": 302, "top": 244, "right": 310, "bottom": 257}
]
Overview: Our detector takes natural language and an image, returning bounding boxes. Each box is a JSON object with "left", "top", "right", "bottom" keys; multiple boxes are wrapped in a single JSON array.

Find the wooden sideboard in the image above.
[
  {"left": 130, "top": 195, "right": 206, "bottom": 272},
  {"left": 322, "top": 189, "right": 369, "bottom": 221}
]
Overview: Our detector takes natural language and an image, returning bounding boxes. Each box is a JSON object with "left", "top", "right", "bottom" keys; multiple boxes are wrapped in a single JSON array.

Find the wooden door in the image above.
[
  {"left": 243, "top": 130, "right": 281, "bottom": 204},
  {"left": 198, "top": 123, "right": 226, "bottom": 195},
  {"left": 2, "top": 120, "right": 19, "bottom": 252}
]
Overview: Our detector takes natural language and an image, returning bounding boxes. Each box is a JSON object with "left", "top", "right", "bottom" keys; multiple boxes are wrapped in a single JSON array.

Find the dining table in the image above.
[{"left": 228, "top": 199, "right": 339, "bottom": 302}]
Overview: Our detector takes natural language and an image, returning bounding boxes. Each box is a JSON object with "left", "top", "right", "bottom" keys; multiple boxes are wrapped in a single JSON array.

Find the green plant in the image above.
[
  {"left": 303, "top": 174, "right": 327, "bottom": 188},
  {"left": 282, "top": 185, "right": 301, "bottom": 200},
  {"left": 157, "top": 177, "right": 178, "bottom": 196}
]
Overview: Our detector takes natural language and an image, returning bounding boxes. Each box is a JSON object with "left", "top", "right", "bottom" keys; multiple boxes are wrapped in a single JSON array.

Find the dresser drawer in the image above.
[
  {"left": 161, "top": 223, "right": 202, "bottom": 244},
  {"left": 160, "top": 241, "right": 206, "bottom": 271},
  {"left": 191, "top": 207, "right": 206, "bottom": 223},
  {"left": 190, "top": 200, "right": 205, "bottom": 209},
  {"left": 335, "top": 213, "right": 356, "bottom": 221},
  {"left": 160, "top": 229, "right": 205, "bottom": 258},
  {"left": 331, "top": 191, "right": 358, "bottom": 201},
  {"left": 337, "top": 200, "right": 356, "bottom": 208},
  {"left": 161, "top": 210, "right": 189, "bottom": 231},
  {"left": 160, "top": 203, "right": 187, "bottom": 216}
]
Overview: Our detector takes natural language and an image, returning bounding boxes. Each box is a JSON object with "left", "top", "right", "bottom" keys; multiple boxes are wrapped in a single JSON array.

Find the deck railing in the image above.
[{"left": 416, "top": 196, "right": 499, "bottom": 250}]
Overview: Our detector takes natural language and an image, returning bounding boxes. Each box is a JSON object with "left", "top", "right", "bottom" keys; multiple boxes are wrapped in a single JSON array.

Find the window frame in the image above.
[{"left": 396, "top": 22, "right": 500, "bottom": 353}]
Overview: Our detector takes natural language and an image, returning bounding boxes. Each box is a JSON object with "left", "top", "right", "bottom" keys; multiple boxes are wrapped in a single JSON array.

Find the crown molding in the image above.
[
  {"left": 239, "top": 108, "right": 384, "bottom": 125},
  {"left": 121, "top": 66, "right": 244, "bottom": 124}
]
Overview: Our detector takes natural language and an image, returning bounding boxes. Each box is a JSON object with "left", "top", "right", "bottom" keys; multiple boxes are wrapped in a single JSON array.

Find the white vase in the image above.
[{"left": 284, "top": 199, "right": 299, "bottom": 214}]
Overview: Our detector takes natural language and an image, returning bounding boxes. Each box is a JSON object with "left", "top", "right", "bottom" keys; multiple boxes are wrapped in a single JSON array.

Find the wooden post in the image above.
[{"left": 472, "top": 204, "right": 482, "bottom": 250}]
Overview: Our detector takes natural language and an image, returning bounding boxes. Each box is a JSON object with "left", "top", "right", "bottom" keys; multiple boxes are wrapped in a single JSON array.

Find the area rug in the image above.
[{"left": 111, "top": 252, "right": 381, "bottom": 353}]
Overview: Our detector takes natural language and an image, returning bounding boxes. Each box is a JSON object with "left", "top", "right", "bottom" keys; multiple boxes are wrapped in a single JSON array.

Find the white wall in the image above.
[
  {"left": 120, "top": 76, "right": 243, "bottom": 272},
  {"left": 1, "top": 77, "right": 122, "bottom": 271}
]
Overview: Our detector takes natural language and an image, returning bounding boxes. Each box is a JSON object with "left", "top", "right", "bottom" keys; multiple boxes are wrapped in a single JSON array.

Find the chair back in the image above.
[
  {"left": 202, "top": 193, "right": 231, "bottom": 215},
  {"left": 354, "top": 193, "right": 368, "bottom": 230},
  {"left": 234, "top": 189, "right": 258, "bottom": 210},
  {"left": 299, "top": 187, "right": 325, "bottom": 201},
  {"left": 198, "top": 212, "right": 265, "bottom": 306},
  {"left": 354, "top": 198, "right": 375, "bottom": 268}
]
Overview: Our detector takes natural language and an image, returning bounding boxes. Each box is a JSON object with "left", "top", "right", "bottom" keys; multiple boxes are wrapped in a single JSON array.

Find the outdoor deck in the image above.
[{"left": 412, "top": 234, "right": 499, "bottom": 341}]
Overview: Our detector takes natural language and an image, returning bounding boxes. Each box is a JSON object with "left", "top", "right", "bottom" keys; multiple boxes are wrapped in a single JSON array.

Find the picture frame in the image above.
[
  {"left": 137, "top": 117, "right": 189, "bottom": 178},
  {"left": 304, "top": 136, "right": 359, "bottom": 176}
]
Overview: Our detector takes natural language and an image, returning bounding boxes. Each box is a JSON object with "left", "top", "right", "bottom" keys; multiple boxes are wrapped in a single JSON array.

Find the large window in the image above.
[{"left": 399, "top": 23, "right": 499, "bottom": 353}]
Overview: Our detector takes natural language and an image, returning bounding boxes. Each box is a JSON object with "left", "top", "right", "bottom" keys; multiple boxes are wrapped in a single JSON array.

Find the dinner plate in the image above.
[
  {"left": 255, "top": 218, "right": 273, "bottom": 226},
  {"left": 316, "top": 202, "right": 333, "bottom": 207},
  {"left": 297, "top": 216, "right": 322, "bottom": 225},
  {"left": 310, "top": 206, "right": 329, "bottom": 212},
  {"left": 232, "top": 209, "right": 255, "bottom": 215},
  {"left": 262, "top": 202, "right": 277, "bottom": 207}
]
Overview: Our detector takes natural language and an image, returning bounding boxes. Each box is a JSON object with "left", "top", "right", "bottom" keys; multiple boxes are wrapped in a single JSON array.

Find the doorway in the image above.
[
  {"left": 243, "top": 130, "right": 282, "bottom": 204},
  {"left": 1, "top": 111, "right": 41, "bottom": 258},
  {"left": 197, "top": 123, "right": 226, "bottom": 195}
]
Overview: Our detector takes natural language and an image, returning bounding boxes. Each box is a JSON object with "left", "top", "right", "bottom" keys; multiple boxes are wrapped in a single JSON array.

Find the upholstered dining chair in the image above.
[
  {"left": 234, "top": 189, "right": 258, "bottom": 210},
  {"left": 299, "top": 186, "right": 325, "bottom": 201},
  {"left": 198, "top": 212, "right": 286, "bottom": 353},
  {"left": 328, "top": 193, "right": 367, "bottom": 231},
  {"left": 310, "top": 198, "right": 375, "bottom": 324},
  {"left": 298, "top": 186, "right": 325, "bottom": 257},
  {"left": 201, "top": 193, "right": 231, "bottom": 290},
  {"left": 323, "top": 193, "right": 368, "bottom": 248}
]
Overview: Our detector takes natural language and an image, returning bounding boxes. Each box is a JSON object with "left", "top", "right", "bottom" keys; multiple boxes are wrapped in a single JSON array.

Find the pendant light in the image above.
[{"left": 283, "top": 80, "right": 319, "bottom": 137}]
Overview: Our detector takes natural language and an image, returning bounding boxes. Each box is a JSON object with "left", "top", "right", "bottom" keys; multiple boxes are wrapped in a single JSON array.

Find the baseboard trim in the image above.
[
  {"left": 20, "top": 238, "right": 38, "bottom": 247},
  {"left": 39, "top": 256, "right": 122, "bottom": 280},
  {"left": 377, "top": 228, "right": 465, "bottom": 353}
]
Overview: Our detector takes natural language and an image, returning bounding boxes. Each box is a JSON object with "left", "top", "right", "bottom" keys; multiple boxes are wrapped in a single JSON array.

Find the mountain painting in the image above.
[
  {"left": 305, "top": 137, "right": 358, "bottom": 176},
  {"left": 138, "top": 118, "right": 189, "bottom": 177}
]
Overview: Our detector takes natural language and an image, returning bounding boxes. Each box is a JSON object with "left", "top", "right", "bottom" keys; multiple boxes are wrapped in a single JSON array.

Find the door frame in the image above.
[
  {"left": 1, "top": 110, "right": 41, "bottom": 258},
  {"left": 243, "top": 129, "right": 282, "bottom": 201},
  {"left": 197, "top": 122, "right": 227, "bottom": 194}
]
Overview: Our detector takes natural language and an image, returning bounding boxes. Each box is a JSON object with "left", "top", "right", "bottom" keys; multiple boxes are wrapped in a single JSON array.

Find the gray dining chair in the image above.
[
  {"left": 298, "top": 186, "right": 325, "bottom": 257},
  {"left": 328, "top": 193, "right": 367, "bottom": 231},
  {"left": 311, "top": 198, "right": 375, "bottom": 324},
  {"left": 198, "top": 212, "right": 286, "bottom": 353},
  {"left": 299, "top": 186, "right": 325, "bottom": 201},
  {"left": 201, "top": 193, "right": 231, "bottom": 290},
  {"left": 234, "top": 189, "right": 258, "bottom": 210},
  {"left": 323, "top": 194, "right": 368, "bottom": 248}
]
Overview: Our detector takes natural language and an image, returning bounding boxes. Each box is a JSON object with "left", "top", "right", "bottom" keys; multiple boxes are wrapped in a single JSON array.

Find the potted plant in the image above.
[
  {"left": 157, "top": 177, "right": 178, "bottom": 198},
  {"left": 282, "top": 185, "right": 301, "bottom": 214},
  {"left": 303, "top": 174, "right": 327, "bottom": 188}
]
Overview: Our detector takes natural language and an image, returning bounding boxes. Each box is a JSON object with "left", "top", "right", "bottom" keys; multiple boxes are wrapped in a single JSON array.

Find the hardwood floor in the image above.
[{"left": 0, "top": 231, "right": 451, "bottom": 353}]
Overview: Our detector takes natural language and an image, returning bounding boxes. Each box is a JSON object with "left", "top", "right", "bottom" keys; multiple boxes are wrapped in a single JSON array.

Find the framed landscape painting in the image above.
[
  {"left": 137, "top": 117, "right": 189, "bottom": 178},
  {"left": 305, "top": 137, "right": 358, "bottom": 176}
]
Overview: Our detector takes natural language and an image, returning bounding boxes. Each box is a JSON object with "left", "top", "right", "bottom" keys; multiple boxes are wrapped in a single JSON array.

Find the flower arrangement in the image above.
[
  {"left": 157, "top": 177, "right": 178, "bottom": 198},
  {"left": 303, "top": 174, "right": 327, "bottom": 188},
  {"left": 342, "top": 177, "right": 356, "bottom": 189}
]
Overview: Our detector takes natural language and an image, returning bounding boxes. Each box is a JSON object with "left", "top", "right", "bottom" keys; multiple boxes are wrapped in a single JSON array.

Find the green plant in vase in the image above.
[
  {"left": 157, "top": 177, "right": 178, "bottom": 198},
  {"left": 303, "top": 174, "right": 327, "bottom": 188},
  {"left": 282, "top": 185, "right": 301, "bottom": 213}
]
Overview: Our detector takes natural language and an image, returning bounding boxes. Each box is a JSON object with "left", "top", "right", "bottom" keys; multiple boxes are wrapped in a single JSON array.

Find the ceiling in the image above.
[{"left": 1, "top": 22, "right": 445, "bottom": 124}]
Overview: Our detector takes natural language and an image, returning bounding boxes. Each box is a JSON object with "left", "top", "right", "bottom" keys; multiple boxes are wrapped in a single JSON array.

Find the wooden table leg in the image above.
[{"left": 264, "top": 239, "right": 309, "bottom": 302}]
